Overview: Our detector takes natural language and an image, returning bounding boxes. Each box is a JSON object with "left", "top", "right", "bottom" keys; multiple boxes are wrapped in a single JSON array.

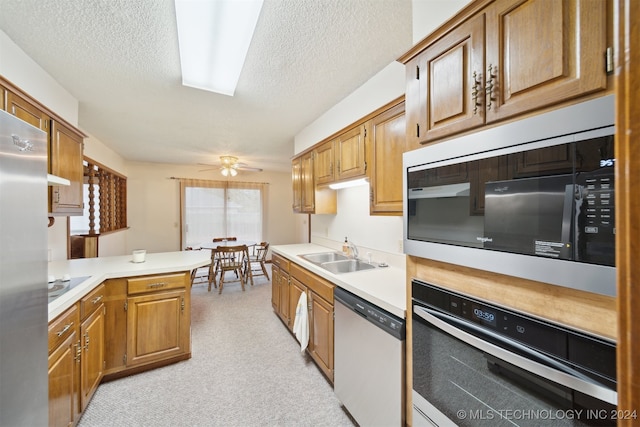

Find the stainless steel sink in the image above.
[
  {"left": 320, "top": 259, "right": 376, "bottom": 274},
  {"left": 300, "top": 251, "right": 349, "bottom": 264}
]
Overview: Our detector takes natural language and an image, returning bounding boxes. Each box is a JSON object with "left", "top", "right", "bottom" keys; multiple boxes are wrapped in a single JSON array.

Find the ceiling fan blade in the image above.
[{"left": 236, "top": 166, "right": 263, "bottom": 172}]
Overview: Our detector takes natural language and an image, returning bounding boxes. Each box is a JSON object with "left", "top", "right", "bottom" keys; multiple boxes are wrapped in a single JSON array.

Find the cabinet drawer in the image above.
[
  {"left": 81, "top": 283, "right": 105, "bottom": 319},
  {"left": 127, "top": 273, "right": 188, "bottom": 295},
  {"left": 272, "top": 253, "right": 290, "bottom": 272},
  {"left": 290, "top": 263, "right": 334, "bottom": 304},
  {"left": 48, "top": 304, "right": 79, "bottom": 354}
]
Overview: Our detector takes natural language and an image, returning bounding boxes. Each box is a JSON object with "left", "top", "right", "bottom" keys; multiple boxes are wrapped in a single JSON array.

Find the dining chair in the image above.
[
  {"left": 210, "top": 237, "right": 238, "bottom": 285},
  {"left": 185, "top": 246, "right": 210, "bottom": 286},
  {"left": 246, "top": 242, "right": 270, "bottom": 280},
  {"left": 212, "top": 237, "right": 237, "bottom": 242},
  {"left": 215, "top": 245, "right": 251, "bottom": 294}
]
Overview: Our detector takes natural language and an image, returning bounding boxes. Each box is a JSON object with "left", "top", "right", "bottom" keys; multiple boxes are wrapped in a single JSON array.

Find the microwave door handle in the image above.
[
  {"left": 414, "top": 305, "right": 617, "bottom": 405},
  {"left": 561, "top": 184, "right": 574, "bottom": 247}
]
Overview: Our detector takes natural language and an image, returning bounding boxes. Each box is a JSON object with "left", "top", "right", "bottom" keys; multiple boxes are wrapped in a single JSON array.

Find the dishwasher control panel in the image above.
[{"left": 335, "top": 287, "right": 405, "bottom": 340}]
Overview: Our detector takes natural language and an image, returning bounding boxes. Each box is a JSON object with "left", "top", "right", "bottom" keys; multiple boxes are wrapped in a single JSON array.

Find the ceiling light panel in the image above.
[{"left": 175, "top": 0, "right": 264, "bottom": 96}]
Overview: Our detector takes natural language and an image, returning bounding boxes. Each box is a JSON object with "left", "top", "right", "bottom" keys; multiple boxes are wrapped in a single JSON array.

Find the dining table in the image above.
[{"left": 198, "top": 240, "right": 257, "bottom": 289}]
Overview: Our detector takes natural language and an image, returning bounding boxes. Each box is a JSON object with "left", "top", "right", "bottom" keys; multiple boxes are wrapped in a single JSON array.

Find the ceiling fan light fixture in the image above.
[
  {"left": 174, "top": 0, "right": 264, "bottom": 96},
  {"left": 220, "top": 155, "right": 238, "bottom": 166},
  {"left": 220, "top": 163, "right": 238, "bottom": 177}
]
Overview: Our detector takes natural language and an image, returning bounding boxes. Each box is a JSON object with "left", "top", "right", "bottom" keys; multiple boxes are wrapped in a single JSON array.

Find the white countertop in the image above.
[
  {"left": 48, "top": 251, "right": 211, "bottom": 321},
  {"left": 271, "top": 244, "right": 406, "bottom": 318}
]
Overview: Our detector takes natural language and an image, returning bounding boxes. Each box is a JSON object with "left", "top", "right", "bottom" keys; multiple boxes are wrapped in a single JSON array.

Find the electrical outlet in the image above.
[{"left": 398, "top": 240, "right": 403, "bottom": 253}]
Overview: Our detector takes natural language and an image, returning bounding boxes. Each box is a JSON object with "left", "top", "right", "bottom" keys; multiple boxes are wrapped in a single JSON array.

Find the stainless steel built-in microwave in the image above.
[{"left": 403, "top": 96, "right": 616, "bottom": 296}]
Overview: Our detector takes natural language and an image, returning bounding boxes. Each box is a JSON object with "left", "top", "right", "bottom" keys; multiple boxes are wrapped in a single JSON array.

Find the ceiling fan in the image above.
[{"left": 199, "top": 156, "right": 263, "bottom": 177}]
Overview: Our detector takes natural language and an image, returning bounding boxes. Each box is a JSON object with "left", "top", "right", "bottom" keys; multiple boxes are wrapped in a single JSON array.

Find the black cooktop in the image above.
[{"left": 48, "top": 276, "right": 90, "bottom": 304}]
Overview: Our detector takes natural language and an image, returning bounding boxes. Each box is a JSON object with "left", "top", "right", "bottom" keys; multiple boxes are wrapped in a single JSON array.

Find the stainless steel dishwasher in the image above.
[{"left": 334, "top": 287, "right": 406, "bottom": 426}]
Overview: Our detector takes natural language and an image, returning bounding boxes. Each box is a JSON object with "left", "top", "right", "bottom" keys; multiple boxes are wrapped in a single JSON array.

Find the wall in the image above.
[
  {"left": 0, "top": 31, "right": 77, "bottom": 124},
  {"left": 124, "top": 162, "right": 298, "bottom": 254},
  {"left": 2, "top": 28, "right": 299, "bottom": 259},
  {"left": 412, "top": 0, "right": 470, "bottom": 43},
  {"left": 294, "top": 1, "right": 471, "bottom": 258}
]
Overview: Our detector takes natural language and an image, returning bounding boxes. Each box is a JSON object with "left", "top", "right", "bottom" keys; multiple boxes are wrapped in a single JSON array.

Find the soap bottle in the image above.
[{"left": 342, "top": 237, "right": 349, "bottom": 256}]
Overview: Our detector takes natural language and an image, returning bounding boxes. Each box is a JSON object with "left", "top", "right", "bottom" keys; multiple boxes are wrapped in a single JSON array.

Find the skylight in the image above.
[{"left": 174, "top": 0, "right": 264, "bottom": 96}]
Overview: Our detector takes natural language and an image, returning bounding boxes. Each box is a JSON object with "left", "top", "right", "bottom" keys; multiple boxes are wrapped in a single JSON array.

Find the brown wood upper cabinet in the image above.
[
  {"left": 1, "top": 76, "right": 85, "bottom": 216},
  {"left": 50, "top": 120, "right": 84, "bottom": 215},
  {"left": 335, "top": 124, "right": 367, "bottom": 181},
  {"left": 314, "top": 124, "right": 367, "bottom": 185},
  {"left": 6, "top": 90, "right": 50, "bottom": 132},
  {"left": 314, "top": 140, "right": 335, "bottom": 186},
  {"left": 368, "top": 100, "right": 406, "bottom": 215},
  {"left": 402, "top": 0, "right": 608, "bottom": 144},
  {"left": 291, "top": 151, "right": 336, "bottom": 215}
]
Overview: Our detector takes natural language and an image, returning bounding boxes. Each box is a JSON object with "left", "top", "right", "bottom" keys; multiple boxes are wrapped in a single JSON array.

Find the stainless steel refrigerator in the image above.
[{"left": 0, "top": 109, "right": 48, "bottom": 425}]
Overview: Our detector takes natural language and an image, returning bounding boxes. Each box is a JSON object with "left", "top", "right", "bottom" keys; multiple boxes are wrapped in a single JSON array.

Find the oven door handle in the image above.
[{"left": 414, "top": 305, "right": 617, "bottom": 405}]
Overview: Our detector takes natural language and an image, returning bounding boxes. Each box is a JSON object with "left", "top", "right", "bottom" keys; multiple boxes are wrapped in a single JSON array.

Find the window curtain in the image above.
[{"left": 177, "top": 178, "right": 268, "bottom": 249}]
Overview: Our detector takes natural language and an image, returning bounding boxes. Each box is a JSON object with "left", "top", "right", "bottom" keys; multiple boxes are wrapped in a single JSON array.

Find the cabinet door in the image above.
[
  {"left": 335, "top": 125, "right": 366, "bottom": 181},
  {"left": 369, "top": 102, "right": 406, "bottom": 215},
  {"left": 300, "top": 151, "right": 315, "bottom": 213},
  {"left": 422, "top": 13, "right": 485, "bottom": 142},
  {"left": 485, "top": 0, "right": 607, "bottom": 122},
  {"left": 80, "top": 306, "right": 104, "bottom": 411},
  {"left": 405, "top": 54, "right": 425, "bottom": 150},
  {"left": 126, "top": 289, "right": 188, "bottom": 367},
  {"left": 271, "top": 264, "right": 281, "bottom": 311},
  {"left": 48, "top": 331, "right": 80, "bottom": 427},
  {"left": 6, "top": 91, "right": 50, "bottom": 131},
  {"left": 291, "top": 157, "right": 302, "bottom": 212},
  {"left": 278, "top": 271, "right": 291, "bottom": 325},
  {"left": 50, "top": 120, "right": 84, "bottom": 214},
  {"left": 103, "top": 279, "right": 127, "bottom": 375},
  {"left": 289, "top": 277, "right": 306, "bottom": 331},
  {"left": 308, "top": 292, "right": 334, "bottom": 382},
  {"left": 314, "top": 140, "right": 335, "bottom": 185}
]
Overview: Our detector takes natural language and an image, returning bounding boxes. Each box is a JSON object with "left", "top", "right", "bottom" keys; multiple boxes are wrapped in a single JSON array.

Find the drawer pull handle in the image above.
[
  {"left": 56, "top": 322, "right": 73, "bottom": 337},
  {"left": 471, "top": 71, "right": 482, "bottom": 115},
  {"left": 147, "top": 282, "right": 168, "bottom": 288},
  {"left": 486, "top": 64, "right": 497, "bottom": 110},
  {"left": 75, "top": 340, "right": 82, "bottom": 363},
  {"left": 91, "top": 295, "right": 103, "bottom": 304}
]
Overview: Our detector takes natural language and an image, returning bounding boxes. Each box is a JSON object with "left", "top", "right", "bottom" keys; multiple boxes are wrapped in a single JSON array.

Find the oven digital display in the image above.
[{"left": 472, "top": 305, "right": 497, "bottom": 327}]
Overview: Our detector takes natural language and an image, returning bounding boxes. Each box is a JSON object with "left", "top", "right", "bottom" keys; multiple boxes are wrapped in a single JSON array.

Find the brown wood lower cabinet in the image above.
[
  {"left": 274, "top": 259, "right": 335, "bottom": 383},
  {"left": 308, "top": 291, "right": 333, "bottom": 379},
  {"left": 271, "top": 253, "right": 291, "bottom": 325},
  {"left": 126, "top": 289, "right": 189, "bottom": 367},
  {"left": 48, "top": 305, "right": 80, "bottom": 427},
  {"left": 48, "top": 271, "right": 191, "bottom": 426}
]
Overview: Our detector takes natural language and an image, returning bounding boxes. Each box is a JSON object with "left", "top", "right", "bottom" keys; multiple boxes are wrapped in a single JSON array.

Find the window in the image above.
[
  {"left": 178, "top": 178, "right": 267, "bottom": 249},
  {"left": 69, "top": 157, "right": 127, "bottom": 235}
]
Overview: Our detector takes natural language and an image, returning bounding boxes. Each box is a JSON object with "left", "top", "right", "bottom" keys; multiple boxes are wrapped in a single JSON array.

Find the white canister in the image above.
[{"left": 132, "top": 249, "right": 146, "bottom": 263}]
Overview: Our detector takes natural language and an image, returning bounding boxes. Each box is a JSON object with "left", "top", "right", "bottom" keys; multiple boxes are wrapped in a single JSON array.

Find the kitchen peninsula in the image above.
[{"left": 47, "top": 250, "right": 210, "bottom": 427}]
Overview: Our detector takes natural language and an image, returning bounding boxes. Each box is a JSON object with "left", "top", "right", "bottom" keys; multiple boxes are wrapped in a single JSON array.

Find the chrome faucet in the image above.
[{"left": 348, "top": 241, "right": 359, "bottom": 260}]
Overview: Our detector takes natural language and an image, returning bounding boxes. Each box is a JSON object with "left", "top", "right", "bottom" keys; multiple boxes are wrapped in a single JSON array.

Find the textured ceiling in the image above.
[{"left": 0, "top": 0, "right": 412, "bottom": 173}]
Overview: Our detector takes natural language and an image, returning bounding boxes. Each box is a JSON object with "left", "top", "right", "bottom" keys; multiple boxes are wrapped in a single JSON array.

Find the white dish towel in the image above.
[{"left": 292, "top": 292, "right": 309, "bottom": 352}]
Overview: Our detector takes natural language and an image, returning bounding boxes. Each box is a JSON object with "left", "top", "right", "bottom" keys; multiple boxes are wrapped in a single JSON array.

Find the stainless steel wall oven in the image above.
[
  {"left": 412, "top": 280, "right": 617, "bottom": 427},
  {"left": 403, "top": 96, "right": 616, "bottom": 296}
]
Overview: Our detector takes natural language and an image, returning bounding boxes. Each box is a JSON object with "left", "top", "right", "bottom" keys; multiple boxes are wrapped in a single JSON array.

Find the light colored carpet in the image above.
[{"left": 78, "top": 269, "right": 355, "bottom": 427}]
